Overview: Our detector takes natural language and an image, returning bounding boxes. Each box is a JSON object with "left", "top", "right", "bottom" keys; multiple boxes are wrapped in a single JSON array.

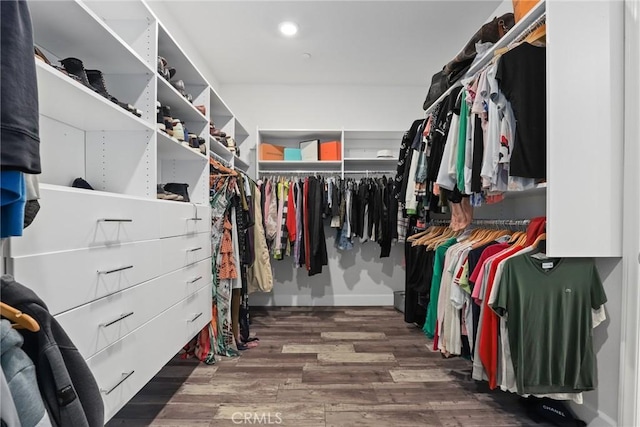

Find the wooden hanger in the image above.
[
  {"left": 0, "top": 302, "right": 40, "bottom": 332},
  {"left": 529, "top": 232, "right": 546, "bottom": 249}
]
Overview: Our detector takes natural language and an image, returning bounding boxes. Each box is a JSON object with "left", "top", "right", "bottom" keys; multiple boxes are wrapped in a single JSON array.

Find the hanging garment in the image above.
[
  {"left": 1, "top": 0, "right": 41, "bottom": 174},
  {"left": 247, "top": 182, "right": 274, "bottom": 293},
  {"left": 307, "top": 177, "right": 328, "bottom": 276},
  {"left": 0, "top": 320, "right": 52, "bottom": 427},
  {"left": 0, "top": 276, "right": 104, "bottom": 427},
  {"left": 265, "top": 180, "right": 278, "bottom": 242},
  {"left": 0, "top": 368, "right": 21, "bottom": 427},
  {"left": 0, "top": 171, "right": 26, "bottom": 238}
]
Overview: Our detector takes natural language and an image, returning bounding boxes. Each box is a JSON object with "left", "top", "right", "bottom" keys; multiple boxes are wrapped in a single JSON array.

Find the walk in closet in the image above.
[{"left": 1, "top": 0, "right": 639, "bottom": 426}]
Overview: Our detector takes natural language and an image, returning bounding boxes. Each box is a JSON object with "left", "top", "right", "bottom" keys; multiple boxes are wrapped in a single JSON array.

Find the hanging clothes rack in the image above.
[
  {"left": 424, "top": 0, "right": 547, "bottom": 115},
  {"left": 210, "top": 152, "right": 232, "bottom": 167},
  {"left": 426, "top": 218, "right": 531, "bottom": 229},
  {"left": 259, "top": 170, "right": 340, "bottom": 175}
]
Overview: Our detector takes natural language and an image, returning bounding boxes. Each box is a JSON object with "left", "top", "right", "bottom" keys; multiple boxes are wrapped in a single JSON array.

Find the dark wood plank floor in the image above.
[{"left": 107, "top": 307, "right": 552, "bottom": 427}]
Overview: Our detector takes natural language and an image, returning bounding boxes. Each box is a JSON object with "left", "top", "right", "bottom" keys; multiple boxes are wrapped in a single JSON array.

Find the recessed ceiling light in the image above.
[{"left": 279, "top": 21, "right": 298, "bottom": 37}]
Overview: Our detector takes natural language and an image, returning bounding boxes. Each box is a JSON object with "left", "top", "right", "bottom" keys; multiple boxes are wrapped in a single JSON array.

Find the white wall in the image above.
[{"left": 220, "top": 83, "right": 425, "bottom": 306}]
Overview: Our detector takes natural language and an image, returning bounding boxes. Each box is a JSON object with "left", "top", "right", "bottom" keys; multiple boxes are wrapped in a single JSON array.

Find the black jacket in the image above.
[{"left": 1, "top": 276, "right": 104, "bottom": 427}]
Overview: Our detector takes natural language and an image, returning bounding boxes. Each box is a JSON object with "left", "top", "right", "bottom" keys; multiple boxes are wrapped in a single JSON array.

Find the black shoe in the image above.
[
  {"left": 85, "top": 69, "right": 142, "bottom": 117},
  {"left": 59, "top": 57, "right": 94, "bottom": 90},
  {"left": 72, "top": 177, "right": 94, "bottom": 190},
  {"left": 164, "top": 183, "right": 189, "bottom": 202}
]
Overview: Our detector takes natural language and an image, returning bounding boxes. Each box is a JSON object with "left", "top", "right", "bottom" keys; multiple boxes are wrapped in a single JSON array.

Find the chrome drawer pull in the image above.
[
  {"left": 187, "top": 276, "right": 203, "bottom": 284},
  {"left": 97, "top": 265, "right": 133, "bottom": 275},
  {"left": 187, "top": 247, "right": 202, "bottom": 253},
  {"left": 99, "top": 312, "right": 134, "bottom": 328},
  {"left": 188, "top": 312, "right": 203, "bottom": 323},
  {"left": 101, "top": 371, "right": 134, "bottom": 395},
  {"left": 98, "top": 218, "right": 133, "bottom": 222},
  {"left": 187, "top": 217, "right": 203, "bottom": 221}
]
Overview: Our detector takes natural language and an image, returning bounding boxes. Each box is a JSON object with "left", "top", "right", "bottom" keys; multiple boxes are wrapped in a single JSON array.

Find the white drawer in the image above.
[
  {"left": 159, "top": 202, "right": 211, "bottom": 238},
  {"left": 8, "top": 185, "right": 211, "bottom": 257},
  {"left": 9, "top": 232, "right": 212, "bottom": 315},
  {"left": 86, "top": 284, "right": 211, "bottom": 422},
  {"left": 160, "top": 231, "right": 212, "bottom": 272},
  {"left": 55, "top": 258, "right": 211, "bottom": 359}
]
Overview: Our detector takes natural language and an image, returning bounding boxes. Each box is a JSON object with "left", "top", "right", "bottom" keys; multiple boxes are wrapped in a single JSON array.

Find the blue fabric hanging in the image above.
[{"left": 1, "top": 171, "right": 26, "bottom": 238}]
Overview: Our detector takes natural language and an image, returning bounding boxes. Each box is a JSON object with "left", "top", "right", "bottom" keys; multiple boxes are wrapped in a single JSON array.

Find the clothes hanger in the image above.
[
  {"left": 529, "top": 232, "right": 546, "bottom": 250},
  {"left": 0, "top": 302, "right": 40, "bottom": 332}
]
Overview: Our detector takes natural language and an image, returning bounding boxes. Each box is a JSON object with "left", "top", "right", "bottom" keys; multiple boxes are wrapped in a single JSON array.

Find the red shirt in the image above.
[{"left": 478, "top": 245, "right": 524, "bottom": 389}]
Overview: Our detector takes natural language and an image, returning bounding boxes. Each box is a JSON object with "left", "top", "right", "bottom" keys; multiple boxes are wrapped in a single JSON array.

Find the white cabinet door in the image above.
[{"left": 546, "top": 1, "right": 624, "bottom": 257}]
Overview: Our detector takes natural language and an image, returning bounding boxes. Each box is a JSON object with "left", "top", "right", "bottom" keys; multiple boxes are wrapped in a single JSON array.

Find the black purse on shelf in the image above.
[{"left": 164, "top": 183, "right": 190, "bottom": 202}]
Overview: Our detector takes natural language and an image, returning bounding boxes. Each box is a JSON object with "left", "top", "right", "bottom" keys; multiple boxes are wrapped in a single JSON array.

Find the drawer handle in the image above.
[
  {"left": 99, "top": 312, "right": 134, "bottom": 328},
  {"left": 97, "top": 265, "right": 133, "bottom": 275},
  {"left": 187, "top": 217, "right": 203, "bottom": 221},
  {"left": 187, "top": 276, "right": 203, "bottom": 284},
  {"left": 187, "top": 247, "right": 202, "bottom": 253},
  {"left": 188, "top": 312, "right": 203, "bottom": 323},
  {"left": 98, "top": 218, "right": 133, "bottom": 223},
  {"left": 101, "top": 371, "right": 134, "bottom": 395}
]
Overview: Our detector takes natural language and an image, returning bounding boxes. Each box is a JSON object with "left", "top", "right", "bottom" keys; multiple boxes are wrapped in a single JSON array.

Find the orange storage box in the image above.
[
  {"left": 260, "top": 143, "right": 285, "bottom": 160},
  {"left": 319, "top": 141, "right": 342, "bottom": 161}
]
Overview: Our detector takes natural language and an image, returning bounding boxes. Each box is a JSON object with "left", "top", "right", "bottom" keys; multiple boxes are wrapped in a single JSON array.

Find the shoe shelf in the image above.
[
  {"left": 80, "top": 0, "right": 157, "bottom": 69},
  {"left": 210, "top": 87, "right": 234, "bottom": 131},
  {"left": 158, "top": 24, "right": 208, "bottom": 89},
  {"left": 233, "top": 156, "right": 250, "bottom": 172},
  {"left": 29, "top": 0, "right": 153, "bottom": 76},
  {"left": 157, "top": 78, "right": 208, "bottom": 126},
  {"left": 235, "top": 119, "right": 249, "bottom": 145},
  {"left": 209, "top": 136, "right": 235, "bottom": 163},
  {"left": 36, "top": 61, "right": 153, "bottom": 132},
  {"left": 157, "top": 131, "right": 208, "bottom": 162}
]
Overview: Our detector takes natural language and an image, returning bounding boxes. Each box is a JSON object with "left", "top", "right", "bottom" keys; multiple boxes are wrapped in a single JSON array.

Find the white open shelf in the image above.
[
  {"left": 209, "top": 136, "right": 234, "bottom": 162},
  {"left": 157, "top": 78, "right": 208, "bottom": 126},
  {"left": 343, "top": 130, "right": 405, "bottom": 140},
  {"left": 36, "top": 61, "right": 152, "bottom": 132},
  {"left": 235, "top": 119, "right": 249, "bottom": 144},
  {"left": 157, "top": 131, "right": 207, "bottom": 162},
  {"left": 502, "top": 182, "right": 548, "bottom": 199},
  {"left": 29, "top": 0, "right": 153, "bottom": 75},
  {"left": 158, "top": 24, "right": 208, "bottom": 87},
  {"left": 210, "top": 87, "right": 233, "bottom": 127},
  {"left": 234, "top": 156, "right": 250, "bottom": 172}
]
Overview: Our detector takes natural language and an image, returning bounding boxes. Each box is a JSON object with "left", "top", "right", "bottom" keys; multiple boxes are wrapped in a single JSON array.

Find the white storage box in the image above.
[
  {"left": 299, "top": 139, "right": 319, "bottom": 161},
  {"left": 394, "top": 291, "right": 405, "bottom": 313}
]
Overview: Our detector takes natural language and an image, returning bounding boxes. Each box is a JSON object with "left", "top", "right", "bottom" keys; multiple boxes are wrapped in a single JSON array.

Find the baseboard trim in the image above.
[
  {"left": 570, "top": 402, "right": 617, "bottom": 427},
  {"left": 248, "top": 294, "right": 395, "bottom": 307}
]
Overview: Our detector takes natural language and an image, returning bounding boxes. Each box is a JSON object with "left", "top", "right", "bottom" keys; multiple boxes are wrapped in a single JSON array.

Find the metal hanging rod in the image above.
[
  {"left": 259, "top": 170, "right": 340, "bottom": 175},
  {"left": 343, "top": 170, "right": 395, "bottom": 175},
  {"left": 428, "top": 218, "right": 531, "bottom": 227},
  {"left": 210, "top": 152, "right": 231, "bottom": 167},
  {"left": 424, "top": 0, "right": 546, "bottom": 115}
]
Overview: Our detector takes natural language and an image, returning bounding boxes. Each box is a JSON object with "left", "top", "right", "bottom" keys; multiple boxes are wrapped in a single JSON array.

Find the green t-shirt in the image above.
[
  {"left": 423, "top": 237, "right": 458, "bottom": 338},
  {"left": 456, "top": 90, "right": 468, "bottom": 193},
  {"left": 491, "top": 255, "right": 607, "bottom": 394}
]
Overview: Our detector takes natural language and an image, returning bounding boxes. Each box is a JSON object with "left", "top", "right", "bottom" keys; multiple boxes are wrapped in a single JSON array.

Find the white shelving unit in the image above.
[{"left": 4, "top": 0, "right": 252, "bottom": 422}]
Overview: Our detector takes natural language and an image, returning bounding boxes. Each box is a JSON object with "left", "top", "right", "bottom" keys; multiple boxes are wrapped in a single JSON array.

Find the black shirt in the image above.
[{"left": 496, "top": 43, "right": 546, "bottom": 179}]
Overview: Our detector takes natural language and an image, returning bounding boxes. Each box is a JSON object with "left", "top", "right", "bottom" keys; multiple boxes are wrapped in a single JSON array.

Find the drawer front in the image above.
[
  {"left": 160, "top": 231, "right": 212, "bottom": 273},
  {"left": 10, "top": 232, "right": 212, "bottom": 315},
  {"left": 86, "top": 284, "right": 212, "bottom": 422},
  {"left": 8, "top": 185, "right": 211, "bottom": 257},
  {"left": 55, "top": 259, "right": 211, "bottom": 359},
  {"left": 10, "top": 186, "right": 159, "bottom": 257},
  {"left": 159, "top": 202, "right": 211, "bottom": 238}
]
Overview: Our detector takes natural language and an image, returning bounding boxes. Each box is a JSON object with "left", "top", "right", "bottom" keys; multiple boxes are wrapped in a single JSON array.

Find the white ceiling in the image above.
[{"left": 154, "top": 0, "right": 504, "bottom": 87}]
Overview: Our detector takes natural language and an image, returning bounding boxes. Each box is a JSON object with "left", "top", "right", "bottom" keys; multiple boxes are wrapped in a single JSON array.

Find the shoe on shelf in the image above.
[
  {"left": 157, "top": 56, "right": 176, "bottom": 81},
  {"left": 72, "top": 177, "right": 94, "bottom": 190},
  {"left": 209, "top": 124, "right": 226, "bottom": 138},
  {"left": 195, "top": 105, "right": 206, "bottom": 116},
  {"left": 156, "top": 102, "right": 166, "bottom": 131},
  {"left": 34, "top": 47, "right": 83, "bottom": 83},
  {"left": 157, "top": 184, "right": 181, "bottom": 200},
  {"left": 198, "top": 137, "right": 207, "bottom": 154},
  {"left": 172, "top": 120, "right": 184, "bottom": 141},
  {"left": 59, "top": 57, "right": 95, "bottom": 90},
  {"left": 85, "top": 69, "right": 142, "bottom": 117},
  {"left": 164, "top": 183, "right": 189, "bottom": 202}
]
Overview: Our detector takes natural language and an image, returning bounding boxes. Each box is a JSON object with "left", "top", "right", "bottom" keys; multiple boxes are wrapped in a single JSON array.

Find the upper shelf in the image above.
[
  {"left": 158, "top": 24, "right": 208, "bottom": 87},
  {"left": 157, "top": 131, "right": 207, "bottom": 162},
  {"left": 234, "top": 156, "right": 250, "bottom": 172},
  {"left": 209, "top": 136, "right": 234, "bottom": 163},
  {"left": 36, "top": 61, "right": 153, "bottom": 132},
  {"left": 259, "top": 129, "right": 342, "bottom": 142},
  {"left": 235, "top": 119, "right": 249, "bottom": 144},
  {"left": 258, "top": 160, "right": 342, "bottom": 172},
  {"left": 158, "top": 78, "right": 208, "bottom": 126},
  {"left": 29, "top": 0, "right": 153, "bottom": 75},
  {"left": 344, "top": 158, "right": 397, "bottom": 167},
  {"left": 343, "top": 130, "right": 405, "bottom": 140},
  {"left": 210, "top": 87, "right": 233, "bottom": 124}
]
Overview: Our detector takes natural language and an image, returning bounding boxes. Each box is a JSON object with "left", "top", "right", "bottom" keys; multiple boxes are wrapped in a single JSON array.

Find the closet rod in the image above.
[
  {"left": 343, "top": 170, "right": 396, "bottom": 175},
  {"left": 210, "top": 152, "right": 231, "bottom": 167},
  {"left": 424, "top": 0, "right": 546, "bottom": 115},
  {"left": 259, "top": 170, "right": 340, "bottom": 175},
  {"left": 428, "top": 219, "right": 531, "bottom": 226}
]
